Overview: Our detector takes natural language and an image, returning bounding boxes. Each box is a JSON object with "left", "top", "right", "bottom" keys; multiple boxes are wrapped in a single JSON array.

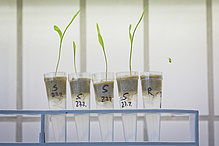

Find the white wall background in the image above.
[{"left": 0, "top": 0, "right": 218, "bottom": 145}]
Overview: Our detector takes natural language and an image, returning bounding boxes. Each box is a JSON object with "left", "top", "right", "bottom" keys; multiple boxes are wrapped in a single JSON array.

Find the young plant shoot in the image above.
[
  {"left": 54, "top": 8, "right": 81, "bottom": 76},
  {"left": 73, "top": 41, "right": 77, "bottom": 73},
  {"left": 96, "top": 23, "right": 108, "bottom": 81},
  {"left": 129, "top": 5, "right": 148, "bottom": 75},
  {"left": 146, "top": 56, "right": 172, "bottom": 71}
]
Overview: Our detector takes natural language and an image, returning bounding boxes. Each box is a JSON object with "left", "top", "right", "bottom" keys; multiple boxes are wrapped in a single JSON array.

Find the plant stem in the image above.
[
  {"left": 146, "top": 56, "right": 172, "bottom": 71},
  {"left": 129, "top": 5, "right": 148, "bottom": 75},
  {"left": 129, "top": 41, "right": 133, "bottom": 75},
  {"left": 103, "top": 45, "right": 108, "bottom": 81},
  {"left": 55, "top": 38, "right": 63, "bottom": 76}
]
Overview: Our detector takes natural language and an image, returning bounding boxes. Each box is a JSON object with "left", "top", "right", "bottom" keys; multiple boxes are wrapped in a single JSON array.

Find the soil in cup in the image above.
[
  {"left": 116, "top": 75, "right": 138, "bottom": 109},
  {"left": 93, "top": 81, "right": 114, "bottom": 109},
  {"left": 141, "top": 74, "right": 162, "bottom": 108},
  {"left": 69, "top": 77, "right": 91, "bottom": 109},
  {"left": 44, "top": 76, "right": 67, "bottom": 109}
]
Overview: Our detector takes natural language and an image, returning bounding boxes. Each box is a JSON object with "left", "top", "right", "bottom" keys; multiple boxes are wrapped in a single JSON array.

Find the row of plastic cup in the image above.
[
  {"left": 44, "top": 71, "right": 162, "bottom": 109},
  {"left": 44, "top": 71, "right": 163, "bottom": 142}
]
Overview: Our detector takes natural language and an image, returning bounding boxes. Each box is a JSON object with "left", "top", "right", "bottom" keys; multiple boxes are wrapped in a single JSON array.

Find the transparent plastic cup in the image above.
[
  {"left": 68, "top": 72, "right": 91, "bottom": 142},
  {"left": 44, "top": 72, "right": 67, "bottom": 142},
  {"left": 92, "top": 72, "right": 114, "bottom": 142},
  {"left": 116, "top": 71, "right": 138, "bottom": 142},
  {"left": 140, "top": 71, "right": 163, "bottom": 141}
]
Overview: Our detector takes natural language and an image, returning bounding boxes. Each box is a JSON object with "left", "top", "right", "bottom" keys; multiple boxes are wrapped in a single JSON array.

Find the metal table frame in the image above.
[{"left": 0, "top": 109, "right": 199, "bottom": 146}]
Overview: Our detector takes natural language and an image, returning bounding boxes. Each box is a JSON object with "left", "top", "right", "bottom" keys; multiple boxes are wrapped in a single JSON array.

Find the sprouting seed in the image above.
[
  {"left": 54, "top": 8, "right": 81, "bottom": 76},
  {"left": 129, "top": 5, "right": 148, "bottom": 75},
  {"left": 96, "top": 23, "right": 108, "bottom": 81},
  {"left": 146, "top": 56, "right": 172, "bottom": 70},
  {"left": 72, "top": 41, "right": 77, "bottom": 74}
]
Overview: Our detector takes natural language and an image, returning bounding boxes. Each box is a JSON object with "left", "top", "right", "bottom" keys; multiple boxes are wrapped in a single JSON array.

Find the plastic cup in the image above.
[
  {"left": 44, "top": 72, "right": 67, "bottom": 142},
  {"left": 68, "top": 72, "right": 91, "bottom": 142},
  {"left": 140, "top": 71, "right": 163, "bottom": 141},
  {"left": 116, "top": 71, "right": 138, "bottom": 142},
  {"left": 92, "top": 72, "right": 114, "bottom": 142}
]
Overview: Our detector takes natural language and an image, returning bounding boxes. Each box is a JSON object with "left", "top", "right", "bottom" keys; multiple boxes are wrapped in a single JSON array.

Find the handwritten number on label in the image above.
[
  {"left": 121, "top": 101, "right": 132, "bottom": 108},
  {"left": 120, "top": 93, "right": 132, "bottom": 108},
  {"left": 51, "top": 93, "right": 55, "bottom": 97},
  {"left": 83, "top": 101, "right": 86, "bottom": 107},
  {"left": 76, "top": 101, "right": 87, "bottom": 107},
  {"left": 101, "top": 96, "right": 104, "bottom": 102},
  {"left": 101, "top": 96, "right": 112, "bottom": 102},
  {"left": 75, "top": 93, "right": 87, "bottom": 107},
  {"left": 100, "top": 84, "right": 112, "bottom": 102},
  {"left": 129, "top": 102, "right": 132, "bottom": 106},
  {"left": 51, "top": 92, "right": 63, "bottom": 97}
]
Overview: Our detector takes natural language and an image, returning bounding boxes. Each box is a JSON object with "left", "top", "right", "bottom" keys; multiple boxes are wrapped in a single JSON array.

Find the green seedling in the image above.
[
  {"left": 129, "top": 5, "right": 148, "bottom": 75},
  {"left": 73, "top": 41, "right": 77, "bottom": 74},
  {"left": 96, "top": 23, "right": 108, "bottom": 81},
  {"left": 54, "top": 8, "right": 81, "bottom": 76},
  {"left": 146, "top": 56, "right": 172, "bottom": 70}
]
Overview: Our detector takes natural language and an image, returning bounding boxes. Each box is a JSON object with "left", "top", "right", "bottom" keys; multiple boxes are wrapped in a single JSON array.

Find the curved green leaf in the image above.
[
  {"left": 96, "top": 23, "right": 100, "bottom": 35},
  {"left": 98, "top": 34, "right": 104, "bottom": 49},
  {"left": 73, "top": 41, "right": 76, "bottom": 57},
  {"left": 96, "top": 23, "right": 108, "bottom": 80},
  {"left": 129, "top": 24, "right": 132, "bottom": 41},
  {"left": 54, "top": 25, "right": 62, "bottom": 39},
  {"left": 73, "top": 41, "right": 77, "bottom": 73},
  {"left": 62, "top": 8, "right": 81, "bottom": 37}
]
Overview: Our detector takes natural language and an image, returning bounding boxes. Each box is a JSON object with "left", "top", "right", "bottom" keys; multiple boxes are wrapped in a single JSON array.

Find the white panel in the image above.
[
  {"left": 213, "top": 0, "right": 219, "bottom": 115},
  {"left": 66, "top": 119, "right": 77, "bottom": 142},
  {"left": 161, "top": 121, "right": 190, "bottom": 141},
  {"left": 46, "top": 119, "right": 55, "bottom": 142},
  {"left": 0, "top": 122, "right": 16, "bottom": 142},
  {"left": 161, "top": 121, "right": 207, "bottom": 144},
  {"left": 86, "top": 0, "right": 144, "bottom": 73},
  {"left": 149, "top": 0, "right": 208, "bottom": 115},
  {"left": 136, "top": 119, "right": 144, "bottom": 141},
  {"left": 199, "top": 121, "right": 208, "bottom": 146},
  {"left": 0, "top": 0, "right": 16, "bottom": 109},
  {"left": 90, "top": 119, "right": 102, "bottom": 141},
  {"left": 114, "top": 119, "right": 125, "bottom": 141},
  {"left": 23, "top": 0, "right": 80, "bottom": 109},
  {"left": 215, "top": 121, "right": 219, "bottom": 146},
  {"left": 22, "top": 122, "right": 40, "bottom": 142}
]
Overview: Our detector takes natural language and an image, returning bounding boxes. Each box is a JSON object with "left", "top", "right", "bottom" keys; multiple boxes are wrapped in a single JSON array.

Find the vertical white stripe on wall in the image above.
[
  {"left": 16, "top": 0, "right": 23, "bottom": 142},
  {"left": 206, "top": 0, "right": 215, "bottom": 145},
  {"left": 143, "top": 0, "right": 149, "bottom": 72},
  {"left": 0, "top": 0, "right": 17, "bottom": 142},
  {"left": 80, "top": 0, "right": 87, "bottom": 72},
  {"left": 143, "top": 0, "right": 149, "bottom": 141}
]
